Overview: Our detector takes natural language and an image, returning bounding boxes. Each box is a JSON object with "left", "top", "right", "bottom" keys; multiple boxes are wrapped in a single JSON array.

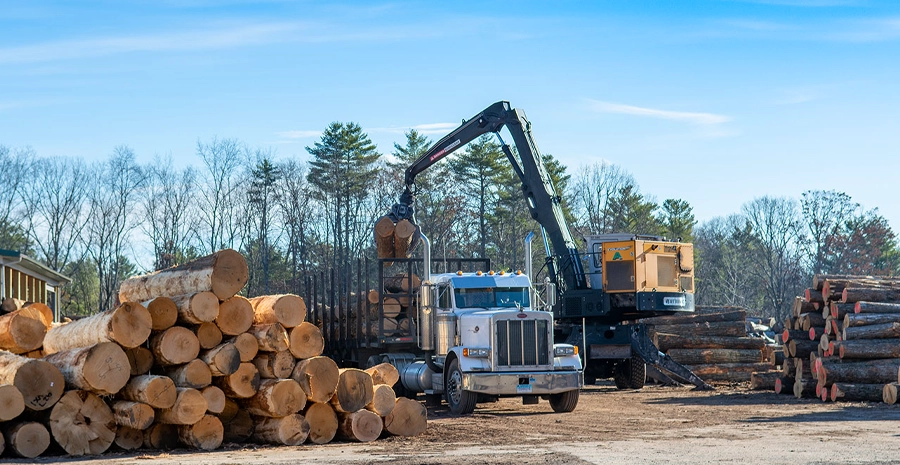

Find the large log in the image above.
[
  {"left": 194, "top": 321, "right": 224, "bottom": 349},
  {"left": 249, "top": 322, "right": 290, "bottom": 352},
  {"left": 782, "top": 329, "right": 808, "bottom": 344},
  {"left": 43, "top": 342, "right": 130, "bottom": 395},
  {"left": 221, "top": 409, "right": 254, "bottom": 443},
  {"left": 804, "top": 288, "right": 825, "bottom": 304},
  {"left": 364, "top": 362, "right": 400, "bottom": 387},
  {"left": 839, "top": 339, "right": 900, "bottom": 359},
  {"left": 366, "top": 383, "right": 397, "bottom": 416},
  {"left": 242, "top": 378, "right": 307, "bottom": 417},
  {"left": 799, "top": 312, "right": 826, "bottom": 332},
  {"left": 178, "top": 414, "right": 223, "bottom": 450},
  {"left": 199, "top": 342, "right": 241, "bottom": 377},
  {"left": 393, "top": 219, "right": 417, "bottom": 259},
  {"left": 42, "top": 302, "right": 152, "bottom": 353},
  {"left": 253, "top": 350, "right": 295, "bottom": 379},
  {"left": 855, "top": 301, "right": 900, "bottom": 314},
  {"left": 381, "top": 297, "right": 402, "bottom": 318},
  {"left": 830, "top": 302, "right": 855, "bottom": 320},
  {"left": 304, "top": 401, "right": 338, "bottom": 444},
  {"left": 201, "top": 385, "right": 226, "bottom": 414},
  {"left": 48, "top": 390, "right": 116, "bottom": 455},
  {"left": 151, "top": 326, "right": 202, "bottom": 366},
  {"left": 3, "top": 421, "right": 50, "bottom": 458},
  {"left": 142, "top": 423, "right": 178, "bottom": 450},
  {"left": 788, "top": 339, "right": 819, "bottom": 359},
  {"left": 165, "top": 359, "right": 213, "bottom": 389},
  {"left": 114, "top": 426, "right": 143, "bottom": 451},
  {"left": 843, "top": 313, "right": 900, "bottom": 329},
  {"left": 292, "top": 356, "right": 340, "bottom": 403},
  {"left": 642, "top": 309, "right": 747, "bottom": 326},
  {"left": 830, "top": 383, "right": 884, "bottom": 402},
  {"left": 231, "top": 332, "right": 259, "bottom": 362},
  {"left": 384, "top": 273, "right": 421, "bottom": 293},
  {"left": 125, "top": 346, "right": 154, "bottom": 375},
  {"left": 251, "top": 413, "right": 310, "bottom": 446},
  {"left": 655, "top": 334, "right": 766, "bottom": 351},
  {"left": 248, "top": 294, "right": 306, "bottom": 328},
  {"left": 142, "top": 296, "right": 178, "bottom": 331},
  {"left": 843, "top": 322, "right": 900, "bottom": 340},
  {"left": 330, "top": 368, "right": 374, "bottom": 413},
  {"left": 111, "top": 400, "right": 155, "bottom": 430},
  {"left": 337, "top": 409, "right": 383, "bottom": 442},
  {"left": 650, "top": 321, "right": 746, "bottom": 338},
  {"left": 156, "top": 387, "right": 208, "bottom": 425},
  {"left": 682, "top": 362, "right": 774, "bottom": 382},
  {"left": 773, "top": 376, "right": 794, "bottom": 395},
  {"left": 216, "top": 295, "right": 254, "bottom": 336},
  {"left": 215, "top": 362, "right": 260, "bottom": 398},
  {"left": 792, "top": 297, "right": 816, "bottom": 317},
  {"left": 384, "top": 397, "right": 427, "bottom": 437},
  {"left": 0, "top": 308, "right": 47, "bottom": 354},
  {"left": 121, "top": 375, "right": 177, "bottom": 409},
  {"left": 171, "top": 291, "right": 220, "bottom": 324},
  {"left": 666, "top": 348, "right": 763, "bottom": 365},
  {"left": 289, "top": 322, "right": 324, "bottom": 359},
  {"left": 818, "top": 358, "right": 900, "bottom": 385},
  {"left": 793, "top": 377, "right": 816, "bottom": 398},
  {"left": 0, "top": 384, "right": 24, "bottom": 421},
  {"left": 0, "top": 352, "right": 64, "bottom": 411},
  {"left": 118, "top": 248, "right": 248, "bottom": 302},
  {"left": 842, "top": 287, "right": 900, "bottom": 304},
  {"left": 374, "top": 215, "right": 396, "bottom": 259}
]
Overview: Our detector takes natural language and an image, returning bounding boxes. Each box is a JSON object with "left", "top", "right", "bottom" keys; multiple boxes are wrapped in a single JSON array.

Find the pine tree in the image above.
[
  {"left": 449, "top": 135, "right": 507, "bottom": 258},
  {"left": 659, "top": 198, "right": 696, "bottom": 242}
]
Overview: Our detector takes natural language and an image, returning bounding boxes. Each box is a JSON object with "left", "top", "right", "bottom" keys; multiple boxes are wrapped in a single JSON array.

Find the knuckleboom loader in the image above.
[{"left": 385, "top": 101, "right": 712, "bottom": 404}]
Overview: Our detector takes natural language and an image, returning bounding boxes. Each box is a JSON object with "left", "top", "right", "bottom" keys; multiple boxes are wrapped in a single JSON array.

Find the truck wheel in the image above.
[
  {"left": 549, "top": 389, "right": 579, "bottom": 413},
  {"left": 445, "top": 358, "right": 476, "bottom": 415},
  {"left": 629, "top": 355, "right": 646, "bottom": 389},
  {"left": 613, "top": 361, "right": 630, "bottom": 390}
]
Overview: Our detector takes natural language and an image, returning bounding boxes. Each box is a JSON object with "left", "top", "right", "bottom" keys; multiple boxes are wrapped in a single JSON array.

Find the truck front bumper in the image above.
[{"left": 461, "top": 370, "right": 582, "bottom": 395}]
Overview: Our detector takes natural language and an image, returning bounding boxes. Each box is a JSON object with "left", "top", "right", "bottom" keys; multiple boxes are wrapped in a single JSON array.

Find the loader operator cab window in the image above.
[{"left": 454, "top": 287, "right": 530, "bottom": 309}]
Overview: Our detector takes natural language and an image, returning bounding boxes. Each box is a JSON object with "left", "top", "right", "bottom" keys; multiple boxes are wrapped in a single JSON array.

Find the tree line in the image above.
[{"left": 1, "top": 129, "right": 897, "bottom": 322}]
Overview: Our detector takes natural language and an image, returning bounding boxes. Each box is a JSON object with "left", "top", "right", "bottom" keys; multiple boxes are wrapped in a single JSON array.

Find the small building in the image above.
[{"left": 0, "top": 249, "right": 72, "bottom": 321}]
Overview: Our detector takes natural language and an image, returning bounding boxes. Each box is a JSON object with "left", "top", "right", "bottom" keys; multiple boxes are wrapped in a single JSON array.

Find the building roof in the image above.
[{"left": 0, "top": 249, "right": 72, "bottom": 286}]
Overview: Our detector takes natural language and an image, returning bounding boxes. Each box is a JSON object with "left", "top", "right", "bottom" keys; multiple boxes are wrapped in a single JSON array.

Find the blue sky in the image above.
[{"left": 2, "top": 0, "right": 899, "bottom": 233}]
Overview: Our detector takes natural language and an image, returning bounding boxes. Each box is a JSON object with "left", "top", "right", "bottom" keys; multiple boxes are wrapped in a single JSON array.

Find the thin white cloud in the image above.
[
  {"left": 275, "top": 130, "right": 321, "bottom": 139},
  {"left": 587, "top": 100, "right": 731, "bottom": 125},
  {"left": 368, "top": 123, "right": 458, "bottom": 135}
]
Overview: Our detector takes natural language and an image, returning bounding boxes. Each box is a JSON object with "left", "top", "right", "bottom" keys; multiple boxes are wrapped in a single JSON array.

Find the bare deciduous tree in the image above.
[
  {"left": 196, "top": 137, "right": 245, "bottom": 254},
  {"left": 141, "top": 156, "right": 197, "bottom": 270}
]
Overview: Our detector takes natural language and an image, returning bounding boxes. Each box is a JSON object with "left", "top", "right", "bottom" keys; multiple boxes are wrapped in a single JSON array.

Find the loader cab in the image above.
[{"left": 584, "top": 233, "right": 695, "bottom": 300}]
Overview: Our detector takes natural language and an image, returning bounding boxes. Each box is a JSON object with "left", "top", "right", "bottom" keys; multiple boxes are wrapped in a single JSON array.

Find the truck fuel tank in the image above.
[{"left": 400, "top": 361, "right": 434, "bottom": 393}]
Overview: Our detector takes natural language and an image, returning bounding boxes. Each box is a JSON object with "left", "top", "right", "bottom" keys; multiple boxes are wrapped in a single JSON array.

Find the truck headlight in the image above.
[
  {"left": 463, "top": 348, "right": 490, "bottom": 358},
  {"left": 554, "top": 345, "right": 578, "bottom": 356}
]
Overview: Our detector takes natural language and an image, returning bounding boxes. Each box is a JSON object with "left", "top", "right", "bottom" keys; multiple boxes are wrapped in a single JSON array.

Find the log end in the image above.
[
  {"left": 210, "top": 249, "right": 249, "bottom": 300},
  {"left": 111, "top": 302, "right": 153, "bottom": 349}
]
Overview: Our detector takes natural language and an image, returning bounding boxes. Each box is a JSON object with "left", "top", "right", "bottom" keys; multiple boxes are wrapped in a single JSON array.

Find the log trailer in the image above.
[{"left": 379, "top": 101, "right": 711, "bottom": 406}]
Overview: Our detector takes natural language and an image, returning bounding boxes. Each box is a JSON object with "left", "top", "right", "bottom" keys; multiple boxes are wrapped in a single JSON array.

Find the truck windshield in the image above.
[{"left": 454, "top": 287, "right": 530, "bottom": 309}]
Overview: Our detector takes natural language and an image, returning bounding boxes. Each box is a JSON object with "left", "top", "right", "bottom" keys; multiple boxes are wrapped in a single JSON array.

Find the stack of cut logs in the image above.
[
  {"left": 374, "top": 216, "right": 417, "bottom": 260},
  {"left": 366, "top": 273, "right": 421, "bottom": 336},
  {"left": 0, "top": 249, "right": 426, "bottom": 458},
  {"left": 644, "top": 306, "right": 777, "bottom": 384},
  {"left": 774, "top": 274, "right": 900, "bottom": 403}
]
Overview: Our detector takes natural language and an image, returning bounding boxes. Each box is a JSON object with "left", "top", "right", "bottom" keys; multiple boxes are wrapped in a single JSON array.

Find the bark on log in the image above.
[
  {"left": 364, "top": 362, "right": 400, "bottom": 387},
  {"left": 222, "top": 409, "right": 254, "bottom": 443},
  {"left": 3, "top": 421, "right": 50, "bottom": 458},
  {"left": 683, "top": 362, "right": 773, "bottom": 382},
  {"left": 804, "top": 288, "right": 824, "bottom": 304},
  {"left": 655, "top": 334, "right": 766, "bottom": 351},
  {"left": 249, "top": 294, "right": 306, "bottom": 328},
  {"left": 650, "top": 321, "right": 746, "bottom": 338},
  {"left": 667, "top": 348, "right": 764, "bottom": 365},
  {"left": 843, "top": 322, "right": 900, "bottom": 340},
  {"left": 366, "top": 383, "right": 397, "bottom": 416},
  {"left": 231, "top": 332, "right": 259, "bottom": 362},
  {"left": 114, "top": 426, "right": 143, "bottom": 451},
  {"left": 171, "top": 291, "right": 219, "bottom": 324},
  {"left": 249, "top": 322, "right": 289, "bottom": 352},
  {"left": 789, "top": 339, "right": 819, "bottom": 359},
  {"left": 830, "top": 382, "right": 884, "bottom": 402},
  {"left": 121, "top": 375, "right": 177, "bottom": 409},
  {"left": 195, "top": 321, "right": 224, "bottom": 349},
  {"left": 844, "top": 313, "right": 900, "bottom": 329},
  {"left": 782, "top": 329, "right": 808, "bottom": 344},
  {"left": 201, "top": 385, "right": 226, "bottom": 414},
  {"left": 384, "top": 397, "right": 427, "bottom": 437},
  {"left": 215, "top": 362, "right": 260, "bottom": 398},
  {"left": 883, "top": 382, "right": 900, "bottom": 404},
  {"left": 216, "top": 295, "right": 254, "bottom": 336},
  {"left": 337, "top": 409, "right": 383, "bottom": 442},
  {"left": 142, "top": 296, "right": 178, "bottom": 331},
  {"left": 374, "top": 215, "right": 396, "bottom": 259},
  {"left": 794, "top": 378, "right": 816, "bottom": 398},
  {"left": 242, "top": 378, "right": 307, "bottom": 417},
  {"left": 842, "top": 287, "right": 900, "bottom": 304},
  {"left": 156, "top": 387, "right": 207, "bottom": 425},
  {"left": 125, "top": 346, "right": 154, "bottom": 375},
  {"left": 164, "top": 359, "right": 212, "bottom": 389},
  {"left": 0, "top": 297, "right": 25, "bottom": 314},
  {"left": 831, "top": 302, "right": 855, "bottom": 320},
  {"left": 749, "top": 371, "right": 781, "bottom": 390},
  {"left": 143, "top": 423, "right": 178, "bottom": 450},
  {"left": 0, "top": 384, "right": 24, "bottom": 421},
  {"left": 289, "top": 322, "right": 324, "bottom": 359},
  {"left": 251, "top": 413, "right": 309, "bottom": 446},
  {"left": 818, "top": 358, "right": 900, "bottom": 385},
  {"left": 393, "top": 219, "right": 417, "bottom": 259},
  {"left": 42, "top": 302, "right": 152, "bottom": 353},
  {"left": 330, "top": 368, "right": 374, "bottom": 413},
  {"left": 48, "top": 390, "right": 116, "bottom": 455},
  {"left": 111, "top": 400, "right": 155, "bottom": 430},
  {"left": 855, "top": 301, "right": 900, "bottom": 314},
  {"left": 304, "top": 401, "right": 338, "bottom": 444},
  {"left": 384, "top": 274, "right": 421, "bottom": 293},
  {"left": 641, "top": 309, "right": 747, "bottom": 325},
  {"left": 118, "top": 248, "right": 248, "bottom": 302},
  {"left": 0, "top": 352, "right": 64, "bottom": 411},
  {"left": 792, "top": 297, "right": 816, "bottom": 317},
  {"left": 199, "top": 342, "right": 241, "bottom": 376},
  {"left": 150, "top": 325, "right": 201, "bottom": 366},
  {"left": 800, "top": 312, "right": 826, "bottom": 332},
  {"left": 809, "top": 326, "right": 825, "bottom": 341},
  {"left": 178, "top": 414, "right": 223, "bottom": 450},
  {"left": 839, "top": 339, "right": 900, "bottom": 359},
  {"left": 43, "top": 342, "right": 130, "bottom": 395},
  {"left": 774, "top": 376, "right": 794, "bottom": 395},
  {"left": 0, "top": 308, "right": 47, "bottom": 354},
  {"left": 292, "top": 356, "right": 340, "bottom": 403},
  {"left": 253, "top": 350, "right": 295, "bottom": 379}
]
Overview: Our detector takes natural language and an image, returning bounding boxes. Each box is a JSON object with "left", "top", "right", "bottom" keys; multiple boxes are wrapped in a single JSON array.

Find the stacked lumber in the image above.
[
  {"left": 366, "top": 273, "right": 420, "bottom": 337},
  {"left": 644, "top": 306, "right": 777, "bottom": 383},
  {"left": 0, "top": 249, "right": 427, "bottom": 458},
  {"left": 374, "top": 216, "right": 417, "bottom": 259}
]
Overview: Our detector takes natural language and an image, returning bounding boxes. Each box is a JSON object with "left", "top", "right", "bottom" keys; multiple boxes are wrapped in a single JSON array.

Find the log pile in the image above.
[
  {"left": 366, "top": 273, "right": 420, "bottom": 337},
  {"left": 374, "top": 216, "right": 418, "bottom": 260},
  {"left": 0, "top": 249, "right": 426, "bottom": 458}
]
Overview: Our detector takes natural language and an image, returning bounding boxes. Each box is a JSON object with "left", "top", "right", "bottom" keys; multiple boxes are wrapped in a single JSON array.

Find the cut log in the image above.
[
  {"left": 43, "top": 342, "right": 130, "bottom": 395},
  {"left": 818, "top": 358, "right": 900, "bottom": 385},
  {"left": 3, "top": 422, "right": 50, "bottom": 458},
  {"left": 0, "top": 384, "right": 25, "bottom": 421},
  {"left": 195, "top": 321, "right": 224, "bottom": 349},
  {"left": 253, "top": 350, "right": 295, "bottom": 379},
  {"left": 839, "top": 339, "right": 900, "bottom": 359},
  {"left": 121, "top": 375, "right": 177, "bottom": 409},
  {"left": 843, "top": 322, "right": 900, "bottom": 340},
  {"left": 231, "top": 332, "right": 259, "bottom": 362},
  {"left": 143, "top": 423, "right": 178, "bottom": 450},
  {"left": 393, "top": 219, "right": 417, "bottom": 258},
  {"left": 118, "top": 248, "right": 248, "bottom": 302},
  {"left": 142, "top": 296, "right": 178, "bottom": 331},
  {"left": 782, "top": 329, "right": 808, "bottom": 344},
  {"left": 792, "top": 297, "right": 816, "bottom": 317},
  {"left": 831, "top": 302, "right": 855, "bottom": 320},
  {"left": 855, "top": 301, "right": 900, "bottom": 314},
  {"left": 650, "top": 321, "right": 746, "bottom": 338},
  {"left": 365, "top": 362, "right": 400, "bottom": 387},
  {"left": 749, "top": 371, "right": 781, "bottom": 390},
  {"left": 292, "top": 356, "right": 340, "bottom": 403},
  {"left": 304, "top": 401, "right": 338, "bottom": 444},
  {"left": 178, "top": 414, "right": 223, "bottom": 450},
  {"left": 251, "top": 413, "right": 310, "bottom": 446},
  {"left": 242, "top": 378, "right": 307, "bottom": 417},
  {"left": 125, "top": 346, "right": 154, "bottom": 375},
  {"left": 289, "top": 322, "right": 325, "bottom": 359},
  {"left": 201, "top": 385, "right": 226, "bottom": 414},
  {"left": 199, "top": 342, "right": 241, "bottom": 376},
  {"left": 217, "top": 397, "right": 239, "bottom": 423},
  {"left": 666, "top": 348, "right": 763, "bottom": 365},
  {"left": 151, "top": 326, "right": 201, "bottom": 366},
  {"left": 366, "top": 383, "right": 397, "bottom": 416},
  {"left": 843, "top": 287, "right": 900, "bottom": 304},
  {"left": 0, "top": 352, "right": 64, "bottom": 411},
  {"left": 788, "top": 339, "right": 819, "bottom": 359},
  {"left": 367, "top": 289, "right": 380, "bottom": 305},
  {"left": 222, "top": 409, "right": 254, "bottom": 443},
  {"left": 0, "top": 296, "right": 25, "bottom": 313},
  {"left": 337, "top": 409, "right": 383, "bottom": 442},
  {"left": 156, "top": 387, "right": 207, "bottom": 425},
  {"left": 794, "top": 378, "right": 816, "bottom": 398},
  {"left": 42, "top": 302, "right": 152, "bottom": 353},
  {"left": 774, "top": 376, "right": 794, "bottom": 395},
  {"left": 374, "top": 215, "right": 396, "bottom": 259},
  {"left": 215, "top": 362, "right": 260, "bottom": 398},
  {"left": 171, "top": 291, "right": 220, "bottom": 324},
  {"left": 0, "top": 308, "right": 47, "bottom": 354},
  {"left": 164, "top": 359, "right": 212, "bottom": 389},
  {"left": 682, "top": 362, "right": 774, "bottom": 382},
  {"left": 249, "top": 294, "right": 306, "bottom": 328},
  {"left": 654, "top": 334, "right": 766, "bottom": 351},
  {"left": 48, "top": 390, "right": 116, "bottom": 455},
  {"left": 111, "top": 400, "right": 155, "bottom": 430},
  {"left": 249, "top": 322, "right": 289, "bottom": 352},
  {"left": 384, "top": 273, "right": 422, "bottom": 293},
  {"left": 384, "top": 397, "right": 427, "bottom": 437},
  {"left": 216, "top": 295, "right": 254, "bottom": 336},
  {"left": 330, "top": 368, "right": 374, "bottom": 413},
  {"left": 114, "top": 426, "right": 143, "bottom": 451},
  {"left": 830, "top": 382, "right": 884, "bottom": 402},
  {"left": 642, "top": 309, "right": 747, "bottom": 326},
  {"left": 382, "top": 297, "right": 402, "bottom": 318},
  {"left": 883, "top": 382, "right": 900, "bottom": 404},
  {"left": 844, "top": 313, "right": 900, "bottom": 329},
  {"left": 804, "top": 288, "right": 824, "bottom": 304},
  {"left": 809, "top": 326, "right": 825, "bottom": 341},
  {"left": 799, "top": 312, "right": 826, "bottom": 331},
  {"left": 20, "top": 302, "right": 53, "bottom": 327}
]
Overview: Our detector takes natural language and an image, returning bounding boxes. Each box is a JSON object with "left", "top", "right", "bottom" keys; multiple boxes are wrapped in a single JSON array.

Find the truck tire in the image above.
[
  {"left": 549, "top": 389, "right": 579, "bottom": 413},
  {"left": 614, "top": 355, "right": 647, "bottom": 390},
  {"left": 444, "top": 358, "right": 476, "bottom": 415}
]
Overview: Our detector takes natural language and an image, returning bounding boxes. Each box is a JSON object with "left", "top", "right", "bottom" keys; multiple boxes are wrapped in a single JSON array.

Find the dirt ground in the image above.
[{"left": 22, "top": 382, "right": 900, "bottom": 465}]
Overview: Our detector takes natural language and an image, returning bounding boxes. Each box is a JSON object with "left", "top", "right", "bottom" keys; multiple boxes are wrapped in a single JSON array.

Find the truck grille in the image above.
[{"left": 496, "top": 319, "right": 550, "bottom": 367}]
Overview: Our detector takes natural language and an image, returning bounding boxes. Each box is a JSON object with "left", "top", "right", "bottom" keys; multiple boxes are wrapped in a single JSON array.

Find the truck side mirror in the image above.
[{"left": 544, "top": 282, "right": 557, "bottom": 308}]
